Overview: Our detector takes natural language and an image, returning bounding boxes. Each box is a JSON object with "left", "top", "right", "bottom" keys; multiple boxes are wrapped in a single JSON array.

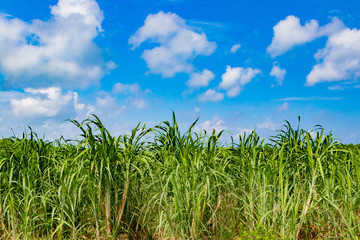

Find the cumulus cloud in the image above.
[
  {"left": 186, "top": 69, "right": 215, "bottom": 88},
  {"left": 306, "top": 28, "right": 360, "bottom": 86},
  {"left": 267, "top": 16, "right": 319, "bottom": 57},
  {"left": 0, "top": 88, "right": 144, "bottom": 140},
  {"left": 270, "top": 62, "right": 287, "bottom": 85},
  {"left": 10, "top": 87, "right": 80, "bottom": 118},
  {"left": 230, "top": 43, "right": 241, "bottom": 53},
  {"left": 267, "top": 15, "right": 360, "bottom": 86},
  {"left": 0, "top": 0, "right": 110, "bottom": 89},
  {"left": 129, "top": 11, "right": 216, "bottom": 78},
  {"left": 219, "top": 65, "right": 261, "bottom": 97},
  {"left": 267, "top": 16, "right": 344, "bottom": 57},
  {"left": 198, "top": 89, "right": 224, "bottom": 102},
  {"left": 196, "top": 116, "right": 227, "bottom": 133}
]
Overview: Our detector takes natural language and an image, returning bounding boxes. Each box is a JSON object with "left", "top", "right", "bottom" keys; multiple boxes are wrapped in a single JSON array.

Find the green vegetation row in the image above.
[{"left": 0, "top": 113, "right": 359, "bottom": 239}]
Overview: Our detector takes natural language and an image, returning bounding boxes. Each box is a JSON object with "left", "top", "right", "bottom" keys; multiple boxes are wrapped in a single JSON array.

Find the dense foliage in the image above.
[{"left": 0, "top": 114, "right": 359, "bottom": 239}]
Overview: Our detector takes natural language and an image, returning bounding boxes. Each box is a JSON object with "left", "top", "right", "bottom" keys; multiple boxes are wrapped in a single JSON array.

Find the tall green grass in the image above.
[{"left": 0, "top": 114, "right": 358, "bottom": 239}]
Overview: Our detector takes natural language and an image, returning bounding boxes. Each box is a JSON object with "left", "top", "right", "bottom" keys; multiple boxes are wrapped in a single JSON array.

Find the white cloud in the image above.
[
  {"left": 328, "top": 85, "right": 344, "bottom": 90},
  {"left": 113, "top": 83, "right": 141, "bottom": 94},
  {"left": 318, "top": 17, "right": 345, "bottom": 36},
  {"left": 112, "top": 82, "right": 148, "bottom": 109},
  {"left": 95, "top": 91, "right": 126, "bottom": 116},
  {"left": 0, "top": 91, "right": 24, "bottom": 102},
  {"left": 267, "top": 16, "right": 360, "bottom": 86},
  {"left": 129, "top": 11, "right": 216, "bottom": 78},
  {"left": 277, "top": 102, "right": 289, "bottom": 112},
  {"left": 37, "top": 120, "right": 79, "bottom": 140},
  {"left": 84, "top": 105, "right": 96, "bottom": 117},
  {"left": 257, "top": 119, "right": 279, "bottom": 130},
  {"left": 276, "top": 96, "right": 343, "bottom": 101},
  {"left": 306, "top": 27, "right": 360, "bottom": 86},
  {"left": 237, "top": 128, "right": 254, "bottom": 135},
  {"left": 96, "top": 92, "right": 116, "bottom": 108},
  {"left": 10, "top": 87, "right": 78, "bottom": 118},
  {"left": 230, "top": 43, "right": 241, "bottom": 53},
  {"left": 267, "top": 16, "right": 344, "bottom": 57},
  {"left": 198, "top": 89, "right": 224, "bottom": 102},
  {"left": 0, "top": 119, "right": 80, "bottom": 140},
  {"left": 0, "top": 88, "right": 144, "bottom": 140},
  {"left": 270, "top": 62, "right": 287, "bottom": 85},
  {"left": 196, "top": 116, "right": 227, "bottom": 133},
  {"left": 106, "top": 61, "right": 118, "bottom": 71},
  {"left": 309, "top": 131, "right": 318, "bottom": 139},
  {"left": 186, "top": 69, "right": 215, "bottom": 88},
  {"left": 73, "top": 92, "right": 85, "bottom": 111},
  {"left": 267, "top": 15, "right": 360, "bottom": 86},
  {"left": 131, "top": 99, "right": 147, "bottom": 109},
  {"left": 0, "top": 0, "right": 110, "bottom": 89},
  {"left": 129, "top": 11, "right": 183, "bottom": 48},
  {"left": 267, "top": 15, "right": 319, "bottom": 57},
  {"left": 219, "top": 65, "right": 261, "bottom": 97}
]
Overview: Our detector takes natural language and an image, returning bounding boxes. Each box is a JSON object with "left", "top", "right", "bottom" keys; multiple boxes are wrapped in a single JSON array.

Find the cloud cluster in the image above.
[
  {"left": 219, "top": 65, "right": 261, "bottom": 97},
  {"left": 129, "top": 11, "right": 217, "bottom": 78},
  {"left": 197, "top": 65, "right": 261, "bottom": 102},
  {"left": 268, "top": 16, "right": 360, "bottom": 86},
  {"left": 10, "top": 87, "right": 83, "bottom": 118},
  {"left": 267, "top": 16, "right": 343, "bottom": 57},
  {"left": 0, "top": 88, "right": 133, "bottom": 140},
  {"left": 129, "top": 11, "right": 262, "bottom": 102},
  {"left": 306, "top": 28, "right": 360, "bottom": 86},
  {"left": 4, "top": 85, "right": 141, "bottom": 124},
  {"left": 0, "top": 0, "right": 109, "bottom": 89}
]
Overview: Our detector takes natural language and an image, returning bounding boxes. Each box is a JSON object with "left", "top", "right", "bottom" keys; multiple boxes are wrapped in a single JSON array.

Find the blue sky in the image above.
[{"left": 0, "top": 0, "right": 359, "bottom": 143}]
